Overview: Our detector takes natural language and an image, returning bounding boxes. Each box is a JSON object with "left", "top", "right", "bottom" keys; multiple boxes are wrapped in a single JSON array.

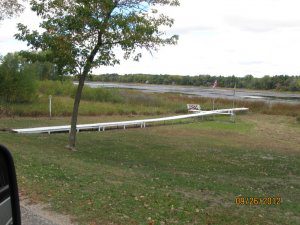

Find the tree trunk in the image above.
[
  {"left": 67, "top": 40, "right": 102, "bottom": 149},
  {"left": 67, "top": 29, "right": 107, "bottom": 149},
  {"left": 68, "top": 74, "right": 86, "bottom": 149}
]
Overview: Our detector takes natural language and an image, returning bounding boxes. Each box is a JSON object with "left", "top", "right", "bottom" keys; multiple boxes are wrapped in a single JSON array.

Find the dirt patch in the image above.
[
  {"left": 151, "top": 114, "right": 300, "bottom": 153},
  {"left": 244, "top": 114, "right": 300, "bottom": 152},
  {"left": 20, "top": 195, "right": 77, "bottom": 225},
  {"left": 175, "top": 188, "right": 234, "bottom": 208}
]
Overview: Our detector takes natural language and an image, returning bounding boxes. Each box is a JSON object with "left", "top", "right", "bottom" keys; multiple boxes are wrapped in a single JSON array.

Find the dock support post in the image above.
[
  {"left": 230, "top": 111, "right": 236, "bottom": 123},
  {"left": 98, "top": 126, "right": 101, "bottom": 132}
]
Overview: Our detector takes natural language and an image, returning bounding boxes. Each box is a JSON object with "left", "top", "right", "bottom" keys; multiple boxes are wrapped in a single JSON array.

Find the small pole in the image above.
[
  {"left": 212, "top": 80, "right": 217, "bottom": 121},
  {"left": 231, "top": 83, "right": 236, "bottom": 123},
  {"left": 49, "top": 95, "right": 52, "bottom": 118},
  {"left": 233, "top": 82, "right": 236, "bottom": 109},
  {"left": 231, "top": 111, "right": 236, "bottom": 123},
  {"left": 212, "top": 98, "right": 215, "bottom": 120}
]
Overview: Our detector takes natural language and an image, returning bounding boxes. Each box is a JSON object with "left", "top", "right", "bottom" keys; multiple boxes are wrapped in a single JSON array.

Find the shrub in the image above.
[
  {"left": 72, "top": 86, "right": 123, "bottom": 103},
  {"left": 0, "top": 53, "right": 37, "bottom": 103},
  {"left": 38, "top": 80, "right": 75, "bottom": 96},
  {"left": 121, "top": 90, "right": 164, "bottom": 107}
]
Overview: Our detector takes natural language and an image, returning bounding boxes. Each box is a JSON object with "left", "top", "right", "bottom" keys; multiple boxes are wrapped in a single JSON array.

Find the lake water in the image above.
[{"left": 81, "top": 82, "right": 300, "bottom": 104}]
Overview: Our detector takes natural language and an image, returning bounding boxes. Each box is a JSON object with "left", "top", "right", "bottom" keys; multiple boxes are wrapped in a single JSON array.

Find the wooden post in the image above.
[{"left": 49, "top": 95, "right": 52, "bottom": 118}]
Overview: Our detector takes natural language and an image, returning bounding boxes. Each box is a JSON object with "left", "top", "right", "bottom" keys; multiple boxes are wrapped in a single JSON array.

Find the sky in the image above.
[{"left": 1, "top": 0, "right": 300, "bottom": 77}]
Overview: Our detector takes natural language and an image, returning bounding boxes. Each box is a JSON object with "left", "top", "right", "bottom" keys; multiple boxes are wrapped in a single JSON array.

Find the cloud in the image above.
[
  {"left": 226, "top": 16, "right": 300, "bottom": 32},
  {"left": 0, "top": 34, "right": 13, "bottom": 42},
  {"left": 0, "top": 3, "right": 40, "bottom": 55},
  {"left": 170, "top": 25, "right": 215, "bottom": 35},
  {"left": 239, "top": 61, "right": 264, "bottom": 66},
  {"left": 2, "top": 0, "right": 300, "bottom": 77}
]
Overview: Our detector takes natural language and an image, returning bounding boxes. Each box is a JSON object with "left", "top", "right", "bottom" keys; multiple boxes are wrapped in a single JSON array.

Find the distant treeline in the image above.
[{"left": 89, "top": 74, "right": 300, "bottom": 91}]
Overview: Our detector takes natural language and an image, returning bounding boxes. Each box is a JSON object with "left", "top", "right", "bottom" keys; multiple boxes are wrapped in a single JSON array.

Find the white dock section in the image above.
[{"left": 12, "top": 108, "right": 248, "bottom": 134}]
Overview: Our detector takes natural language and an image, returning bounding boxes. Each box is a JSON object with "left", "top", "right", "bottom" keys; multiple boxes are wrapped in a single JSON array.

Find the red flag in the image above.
[{"left": 212, "top": 80, "right": 217, "bottom": 88}]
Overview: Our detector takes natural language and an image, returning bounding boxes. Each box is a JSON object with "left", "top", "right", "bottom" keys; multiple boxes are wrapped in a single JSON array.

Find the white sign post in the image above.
[
  {"left": 49, "top": 95, "right": 52, "bottom": 118},
  {"left": 212, "top": 80, "right": 217, "bottom": 120}
]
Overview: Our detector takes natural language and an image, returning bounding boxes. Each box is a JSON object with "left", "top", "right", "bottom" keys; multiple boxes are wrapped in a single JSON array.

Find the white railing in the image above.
[{"left": 12, "top": 108, "right": 248, "bottom": 134}]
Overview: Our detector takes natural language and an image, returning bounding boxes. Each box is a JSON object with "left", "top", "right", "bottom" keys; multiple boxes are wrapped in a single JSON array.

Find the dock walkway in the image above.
[{"left": 12, "top": 108, "right": 248, "bottom": 134}]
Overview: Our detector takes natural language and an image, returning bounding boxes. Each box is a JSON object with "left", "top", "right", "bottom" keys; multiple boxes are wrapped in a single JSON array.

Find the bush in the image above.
[
  {"left": 38, "top": 80, "right": 75, "bottom": 96},
  {"left": 0, "top": 53, "right": 37, "bottom": 103},
  {"left": 72, "top": 86, "right": 123, "bottom": 103},
  {"left": 121, "top": 90, "right": 164, "bottom": 107}
]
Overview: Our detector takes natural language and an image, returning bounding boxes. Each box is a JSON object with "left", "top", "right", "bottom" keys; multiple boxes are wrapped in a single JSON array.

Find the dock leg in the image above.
[
  {"left": 98, "top": 126, "right": 101, "bottom": 132},
  {"left": 230, "top": 111, "right": 236, "bottom": 123},
  {"left": 124, "top": 125, "right": 126, "bottom": 130}
]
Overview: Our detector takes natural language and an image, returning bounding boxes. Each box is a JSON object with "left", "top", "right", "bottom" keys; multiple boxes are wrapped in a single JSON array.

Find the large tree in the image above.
[
  {"left": 0, "top": 0, "right": 25, "bottom": 20},
  {"left": 16, "top": 0, "right": 179, "bottom": 150}
]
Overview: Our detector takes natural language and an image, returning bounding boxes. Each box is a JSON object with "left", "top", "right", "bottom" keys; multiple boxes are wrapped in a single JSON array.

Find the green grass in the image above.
[
  {"left": 1, "top": 80, "right": 299, "bottom": 118},
  {"left": 2, "top": 92, "right": 300, "bottom": 118},
  {"left": 0, "top": 114, "right": 299, "bottom": 225},
  {"left": 0, "top": 95, "right": 178, "bottom": 117}
]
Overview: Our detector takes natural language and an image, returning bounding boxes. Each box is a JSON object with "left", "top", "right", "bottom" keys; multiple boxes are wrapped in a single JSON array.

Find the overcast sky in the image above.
[{"left": 1, "top": 0, "right": 300, "bottom": 77}]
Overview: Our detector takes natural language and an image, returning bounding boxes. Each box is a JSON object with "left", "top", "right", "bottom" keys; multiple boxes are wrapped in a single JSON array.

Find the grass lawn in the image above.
[{"left": 0, "top": 114, "right": 299, "bottom": 224}]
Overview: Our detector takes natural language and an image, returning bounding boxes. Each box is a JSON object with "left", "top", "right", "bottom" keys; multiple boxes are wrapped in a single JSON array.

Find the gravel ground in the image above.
[
  {"left": 20, "top": 200, "right": 77, "bottom": 225},
  {"left": 21, "top": 206, "right": 60, "bottom": 225}
]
